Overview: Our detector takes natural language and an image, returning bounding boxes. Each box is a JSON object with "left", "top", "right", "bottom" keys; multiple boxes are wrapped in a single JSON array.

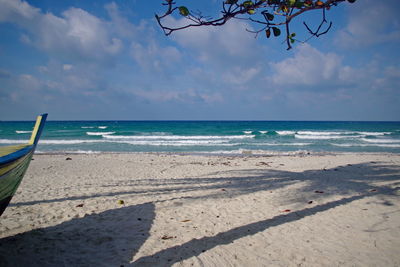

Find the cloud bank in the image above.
[{"left": 0, "top": 0, "right": 399, "bottom": 120}]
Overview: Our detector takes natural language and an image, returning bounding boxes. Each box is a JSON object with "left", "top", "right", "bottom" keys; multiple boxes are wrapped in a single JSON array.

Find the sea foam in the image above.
[
  {"left": 360, "top": 138, "right": 400, "bottom": 143},
  {"left": 295, "top": 134, "right": 355, "bottom": 140},
  {"left": 276, "top": 131, "right": 296, "bottom": 135},
  {"left": 102, "top": 135, "right": 255, "bottom": 140},
  {"left": 86, "top": 132, "right": 115, "bottom": 136}
]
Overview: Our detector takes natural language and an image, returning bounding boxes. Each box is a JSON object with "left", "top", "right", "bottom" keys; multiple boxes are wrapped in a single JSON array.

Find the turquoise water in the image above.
[{"left": 1, "top": 121, "right": 400, "bottom": 154}]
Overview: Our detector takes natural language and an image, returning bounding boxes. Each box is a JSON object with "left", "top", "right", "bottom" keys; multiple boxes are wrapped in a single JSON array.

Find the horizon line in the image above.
[{"left": 1, "top": 119, "right": 400, "bottom": 123}]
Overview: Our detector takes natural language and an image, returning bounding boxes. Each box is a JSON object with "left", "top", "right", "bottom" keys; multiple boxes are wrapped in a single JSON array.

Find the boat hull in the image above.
[
  {"left": 0, "top": 151, "right": 33, "bottom": 216},
  {"left": 0, "top": 114, "right": 47, "bottom": 217}
]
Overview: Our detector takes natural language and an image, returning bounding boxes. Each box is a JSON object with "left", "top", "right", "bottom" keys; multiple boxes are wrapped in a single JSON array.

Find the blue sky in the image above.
[{"left": 0, "top": 0, "right": 399, "bottom": 121}]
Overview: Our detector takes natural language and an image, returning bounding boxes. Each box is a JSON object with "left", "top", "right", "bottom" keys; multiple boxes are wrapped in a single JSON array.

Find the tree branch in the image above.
[{"left": 155, "top": 0, "right": 349, "bottom": 49}]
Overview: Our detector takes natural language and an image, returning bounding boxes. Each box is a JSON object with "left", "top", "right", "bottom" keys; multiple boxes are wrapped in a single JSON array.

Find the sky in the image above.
[{"left": 0, "top": 0, "right": 399, "bottom": 121}]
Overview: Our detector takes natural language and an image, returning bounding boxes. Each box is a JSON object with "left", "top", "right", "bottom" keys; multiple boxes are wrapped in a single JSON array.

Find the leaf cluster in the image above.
[{"left": 156, "top": 0, "right": 356, "bottom": 50}]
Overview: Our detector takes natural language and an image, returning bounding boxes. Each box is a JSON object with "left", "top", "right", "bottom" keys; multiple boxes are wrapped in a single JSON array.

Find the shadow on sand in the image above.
[
  {"left": 2, "top": 161, "right": 399, "bottom": 266},
  {"left": 132, "top": 194, "right": 367, "bottom": 266},
  {"left": 130, "top": 162, "right": 398, "bottom": 266},
  {"left": 0, "top": 202, "right": 155, "bottom": 267},
  {"left": 9, "top": 161, "right": 400, "bottom": 208}
]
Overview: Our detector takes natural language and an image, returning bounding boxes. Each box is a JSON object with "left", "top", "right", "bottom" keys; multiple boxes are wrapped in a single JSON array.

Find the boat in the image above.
[{"left": 0, "top": 114, "right": 48, "bottom": 216}]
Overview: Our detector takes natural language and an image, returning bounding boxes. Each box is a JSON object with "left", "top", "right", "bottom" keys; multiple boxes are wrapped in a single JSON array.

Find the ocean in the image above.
[{"left": 1, "top": 121, "right": 400, "bottom": 155}]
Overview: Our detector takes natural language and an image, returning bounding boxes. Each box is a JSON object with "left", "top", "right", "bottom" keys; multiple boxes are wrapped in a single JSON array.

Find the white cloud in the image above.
[
  {"left": 0, "top": 0, "right": 40, "bottom": 23},
  {"left": 268, "top": 44, "right": 400, "bottom": 93},
  {"left": 266, "top": 43, "right": 400, "bottom": 118},
  {"left": 336, "top": 0, "right": 400, "bottom": 47},
  {"left": 19, "top": 33, "right": 32, "bottom": 44},
  {"left": 18, "top": 74, "right": 41, "bottom": 90},
  {"left": 385, "top": 66, "right": 400, "bottom": 78},
  {"left": 0, "top": 0, "right": 194, "bottom": 112},
  {"left": 104, "top": 2, "right": 138, "bottom": 39},
  {"left": 134, "top": 88, "right": 222, "bottom": 104},
  {"left": 338, "top": 66, "right": 359, "bottom": 83},
  {"left": 158, "top": 16, "right": 269, "bottom": 93},
  {"left": 222, "top": 66, "right": 261, "bottom": 85},
  {"left": 130, "top": 41, "right": 181, "bottom": 71},
  {"left": 40, "top": 8, "right": 122, "bottom": 59},
  {"left": 0, "top": 0, "right": 122, "bottom": 61},
  {"left": 270, "top": 44, "right": 342, "bottom": 86},
  {"left": 166, "top": 16, "right": 262, "bottom": 64},
  {"left": 63, "top": 64, "right": 73, "bottom": 71}
]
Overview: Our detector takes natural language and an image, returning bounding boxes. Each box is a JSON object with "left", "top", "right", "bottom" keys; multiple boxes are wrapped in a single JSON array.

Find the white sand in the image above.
[{"left": 0, "top": 153, "right": 399, "bottom": 266}]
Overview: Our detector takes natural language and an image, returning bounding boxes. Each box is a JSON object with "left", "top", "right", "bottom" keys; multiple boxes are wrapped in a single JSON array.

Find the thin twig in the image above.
[{"left": 155, "top": 0, "right": 346, "bottom": 49}]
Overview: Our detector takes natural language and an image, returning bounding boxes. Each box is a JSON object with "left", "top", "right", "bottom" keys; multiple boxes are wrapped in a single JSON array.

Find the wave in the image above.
[
  {"left": 154, "top": 132, "right": 172, "bottom": 135},
  {"left": 120, "top": 140, "right": 236, "bottom": 146},
  {"left": 137, "top": 132, "right": 172, "bottom": 136},
  {"left": 81, "top": 126, "right": 95, "bottom": 129},
  {"left": 297, "top": 131, "right": 347, "bottom": 136},
  {"left": 98, "top": 126, "right": 108, "bottom": 129},
  {"left": 280, "top": 130, "right": 393, "bottom": 137},
  {"left": 295, "top": 134, "right": 356, "bottom": 140},
  {"left": 254, "top": 131, "right": 276, "bottom": 138},
  {"left": 102, "top": 135, "right": 255, "bottom": 140},
  {"left": 15, "top": 130, "right": 32, "bottom": 134},
  {"left": 0, "top": 138, "right": 236, "bottom": 146},
  {"left": 296, "top": 131, "right": 372, "bottom": 136},
  {"left": 243, "top": 131, "right": 253, "bottom": 134},
  {"left": 41, "top": 140, "right": 101, "bottom": 144},
  {"left": 250, "top": 142, "right": 311, "bottom": 146},
  {"left": 0, "top": 139, "right": 27, "bottom": 144},
  {"left": 36, "top": 150, "right": 102, "bottom": 154},
  {"left": 361, "top": 138, "right": 400, "bottom": 143},
  {"left": 276, "top": 131, "right": 296, "bottom": 135},
  {"left": 357, "top": 131, "right": 392, "bottom": 136},
  {"left": 270, "top": 142, "right": 311, "bottom": 146},
  {"left": 86, "top": 132, "right": 115, "bottom": 136},
  {"left": 292, "top": 130, "right": 392, "bottom": 140},
  {"left": 0, "top": 139, "right": 103, "bottom": 145}
]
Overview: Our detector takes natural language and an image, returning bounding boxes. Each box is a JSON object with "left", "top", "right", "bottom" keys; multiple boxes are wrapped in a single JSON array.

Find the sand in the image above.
[{"left": 0, "top": 152, "right": 399, "bottom": 266}]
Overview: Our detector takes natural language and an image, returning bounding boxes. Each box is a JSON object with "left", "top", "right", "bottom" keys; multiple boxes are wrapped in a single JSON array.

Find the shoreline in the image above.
[
  {"left": 1, "top": 152, "right": 399, "bottom": 266},
  {"left": 34, "top": 150, "right": 400, "bottom": 157}
]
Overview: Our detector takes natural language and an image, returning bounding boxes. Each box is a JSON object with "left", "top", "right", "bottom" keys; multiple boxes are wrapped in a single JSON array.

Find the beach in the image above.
[{"left": 0, "top": 152, "right": 399, "bottom": 266}]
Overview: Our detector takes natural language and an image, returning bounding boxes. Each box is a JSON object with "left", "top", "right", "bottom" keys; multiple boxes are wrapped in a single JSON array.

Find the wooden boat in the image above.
[{"left": 0, "top": 114, "right": 47, "bottom": 216}]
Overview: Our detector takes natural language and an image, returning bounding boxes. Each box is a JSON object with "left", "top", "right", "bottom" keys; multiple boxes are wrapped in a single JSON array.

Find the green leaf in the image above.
[
  {"left": 290, "top": 32, "right": 296, "bottom": 37},
  {"left": 287, "top": 0, "right": 296, "bottom": 6},
  {"left": 295, "top": 1, "right": 304, "bottom": 8},
  {"left": 290, "top": 37, "right": 295, "bottom": 44},
  {"left": 247, "top": 9, "right": 256, "bottom": 14},
  {"left": 243, "top": 1, "right": 254, "bottom": 7},
  {"left": 178, "top": 6, "right": 189, "bottom": 16},
  {"left": 272, "top": 27, "right": 281, "bottom": 37}
]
